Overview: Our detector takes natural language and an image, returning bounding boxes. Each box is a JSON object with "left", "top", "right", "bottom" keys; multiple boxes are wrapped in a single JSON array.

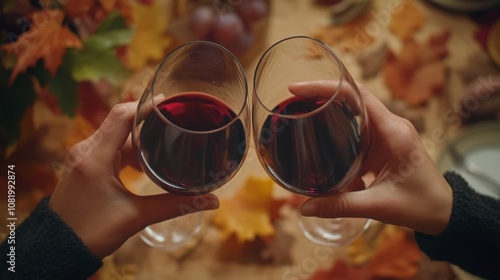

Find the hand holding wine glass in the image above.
[
  {"left": 48, "top": 101, "right": 220, "bottom": 259},
  {"left": 252, "top": 36, "right": 371, "bottom": 246},
  {"left": 132, "top": 41, "right": 249, "bottom": 249},
  {"left": 299, "top": 81, "right": 454, "bottom": 236}
]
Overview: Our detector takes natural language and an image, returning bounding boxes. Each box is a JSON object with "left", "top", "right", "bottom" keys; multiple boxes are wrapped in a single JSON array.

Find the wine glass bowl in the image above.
[
  {"left": 132, "top": 41, "right": 249, "bottom": 196},
  {"left": 252, "top": 36, "right": 371, "bottom": 246}
]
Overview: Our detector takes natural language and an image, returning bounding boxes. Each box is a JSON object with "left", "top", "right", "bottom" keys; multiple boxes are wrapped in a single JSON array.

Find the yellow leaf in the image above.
[
  {"left": 212, "top": 176, "right": 276, "bottom": 242},
  {"left": 126, "top": 1, "right": 173, "bottom": 70}
]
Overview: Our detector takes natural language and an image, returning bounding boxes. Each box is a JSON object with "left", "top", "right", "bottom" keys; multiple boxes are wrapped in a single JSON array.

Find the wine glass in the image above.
[
  {"left": 252, "top": 36, "right": 372, "bottom": 246},
  {"left": 132, "top": 41, "right": 249, "bottom": 250}
]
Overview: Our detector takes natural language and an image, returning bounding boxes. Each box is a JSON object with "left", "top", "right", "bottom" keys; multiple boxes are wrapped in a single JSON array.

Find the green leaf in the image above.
[
  {"left": 95, "top": 11, "right": 128, "bottom": 33},
  {"left": 49, "top": 57, "right": 78, "bottom": 117},
  {"left": 70, "top": 48, "right": 129, "bottom": 86},
  {"left": 68, "top": 11, "right": 133, "bottom": 86}
]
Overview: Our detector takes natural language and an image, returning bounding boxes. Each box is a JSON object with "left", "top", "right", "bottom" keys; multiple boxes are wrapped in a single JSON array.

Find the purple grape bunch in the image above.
[{"left": 188, "top": 0, "right": 269, "bottom": 54}]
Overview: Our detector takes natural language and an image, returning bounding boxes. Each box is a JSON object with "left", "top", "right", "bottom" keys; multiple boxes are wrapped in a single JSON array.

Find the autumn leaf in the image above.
[
  {"left": 0, "top": 10, "right": 83, "bottom": 84},
  {"left": 308, "top": 227, "right": 422, "bottom": 280},
  {"left": 260, "top": 225, "right": 295, "bottom": 265},
  {"left": 69, "top": 11, "right": 133, "bottom": 86},
  {"left": 368, "top": 227, "right": 422, "bottom": 279},
  {"left": 309, "top": 259, "right": 370, "bottom": 280},
  {"left": 311, "top": 11, "right": 374, "bottom": 54},
  {"left": 384, "top": 30, "right": 450, "bottom": 106},
  {"left": 65, "top": 0, "right": 95, "bottom": 18},
  {"left": 126, "top": 1, "right": 173, "bottom": 70},
  {"left": 212, "top": 176, "right": 281, "bottom": 242},
  {"left": 389, "top": 0, "right": 426, "bottom": 39}
]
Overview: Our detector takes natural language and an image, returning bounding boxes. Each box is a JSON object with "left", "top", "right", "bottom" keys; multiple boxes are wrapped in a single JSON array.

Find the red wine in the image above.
[
  {"left": 138, "top": 93, "right": 246, "bottom": 195},
  {"left": 258, "top": 96, "right": 367, "bottom": 196}
]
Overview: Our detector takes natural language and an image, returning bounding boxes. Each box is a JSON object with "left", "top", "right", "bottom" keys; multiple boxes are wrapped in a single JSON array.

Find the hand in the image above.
[
  {"left": 292, "top": 81, "right": 453, "bottom": 236},
  {"left": 49, "top": 101, "right": 219, "bottom": 259}
]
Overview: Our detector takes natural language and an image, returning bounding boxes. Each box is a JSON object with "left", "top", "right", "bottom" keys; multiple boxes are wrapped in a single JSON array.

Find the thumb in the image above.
[
  {"left": 300, "top": 189, "right": 377, "bottom": 219},
  {"left": 132, "top": 193, "right": 220, "bottom": 228}
]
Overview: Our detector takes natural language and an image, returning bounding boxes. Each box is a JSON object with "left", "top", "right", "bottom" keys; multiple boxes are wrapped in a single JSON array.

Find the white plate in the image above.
[{"left": 436, "top": 121, "right": 500, "bottom": 199}]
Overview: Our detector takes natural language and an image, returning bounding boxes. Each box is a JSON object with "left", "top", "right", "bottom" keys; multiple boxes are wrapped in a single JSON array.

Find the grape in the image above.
[
  {"left": 213, "top": 12, "right": 245, "bottom": 46},
  {"left": 236, "top": 0, "right": 268, "bottom": 25},
  {"left": 234, "top": 32, "right": 255, "bottom": 53},
  {"left": 189, "top": 6, "right": 216, "bottom": 38}
]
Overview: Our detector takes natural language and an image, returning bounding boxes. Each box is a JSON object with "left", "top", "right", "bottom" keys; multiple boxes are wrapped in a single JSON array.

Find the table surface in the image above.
[{"left": 99, "top": 1, "right": 495, "bottom": 279}]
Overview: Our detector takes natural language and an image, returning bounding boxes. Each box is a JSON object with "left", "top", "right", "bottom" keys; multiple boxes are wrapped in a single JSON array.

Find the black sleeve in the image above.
[
  {"left": 0, "top": 197, "right": 102, "bottom": 280},
  {"left": 414, "top": 172, "right": 500, "bottom": 279}
]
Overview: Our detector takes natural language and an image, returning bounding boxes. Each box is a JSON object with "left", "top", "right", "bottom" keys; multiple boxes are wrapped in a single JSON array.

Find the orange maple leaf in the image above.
[
  {"left": 384, "top": 30, "right": 450, "bottom": 106},
  {"left": 212, "top": 176, "right": 281, "bottom": 242},
  {"left": 389, "top": 0, "right": 426, "bottom": 39},
  {"left": 368, "top": 227, "right": 423, "bottom": 279},
  {"left": 309, "top": 227, "right": 422, "bottom": 280},
  {"left": 0, "top": 10, "right": 83, "bottom": 84}
]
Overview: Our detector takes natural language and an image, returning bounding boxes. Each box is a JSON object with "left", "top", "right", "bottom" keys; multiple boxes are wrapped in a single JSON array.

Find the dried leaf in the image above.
[
  {"left": 126, "top": 1, "right": 173, "bottom": 70},
  {"left": 0, "top": 10, "right": 83, "bottom": 84},
  {"left": 309, "top": 259, "right": 370, "bottom": 280},
  {"left": 309, "top": 227, "right": 422, "bottom": 280},
  {"left": 368, "top": 227, "right": 422, "bottom": 279},
  {"left": 212, "top": 176, "right": 279, "bottom": 242},
  {"left": 389, "top": 0, "right": 426, "bottom": 39},
  {"left": 260, "top": 225, "right": 295, "bottom": 265},
  {"left": 384, "top": 30, "right": 450, "bottom": 106},
  {"left": 311, "top": 11, "right": 374, "bottom": 53},
  {"left": 65, "top": 0, "right": 96, "bottom": 18}
]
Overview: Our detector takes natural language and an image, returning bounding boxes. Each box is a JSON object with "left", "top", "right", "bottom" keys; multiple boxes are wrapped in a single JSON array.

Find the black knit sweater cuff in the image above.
[
  {"left": 414, "top": 172, "right": 500, "bottom": 279},
  {"left": 0, "top": 196, "right": 102, "bottom": 280}
]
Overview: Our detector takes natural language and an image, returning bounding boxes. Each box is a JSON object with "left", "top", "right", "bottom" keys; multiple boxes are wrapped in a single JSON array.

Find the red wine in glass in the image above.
[
  {"left": 137, "top": 92, "right": 246, "bottom": 195},
  {"left": 258, "top": 96, "right": 362, "bottom": 196}
]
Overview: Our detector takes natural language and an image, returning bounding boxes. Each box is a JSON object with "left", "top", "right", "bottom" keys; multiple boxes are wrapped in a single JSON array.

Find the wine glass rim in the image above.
[
  {"left": 253, "top": 35, "right": 346, "bottom": 119},
  {"left": 150, "top": 40, "right": 249, "bottom": 134}
]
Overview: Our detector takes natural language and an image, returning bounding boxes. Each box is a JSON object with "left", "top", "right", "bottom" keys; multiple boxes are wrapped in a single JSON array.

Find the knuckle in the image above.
[{"left": 334, "top": 196, "right": 350, "bottom": 217}]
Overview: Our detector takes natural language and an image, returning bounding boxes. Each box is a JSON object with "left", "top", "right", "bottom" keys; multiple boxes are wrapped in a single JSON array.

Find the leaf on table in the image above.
[
  {"left": 212, "top": 176, "right": 282, "bottom": 242},
  {"left": 368, "top": 227, "right": 422, "bottom": 279},
  {"left": 216, "top": 234, "right": 268, "bottom": 264},
  {"left": 310, "top": 11, "right": 374, "bottom": 54},
  {"left": 308, "top": 259, "right": 370, "bottom": 280},
  {"left": 260, "top": 225, "right": 295, "bottom": 265},
  {"left": 384, "top": 30, "right": 450, "bottom": 106},
  {"left": 0, "top": 10, "right": 83, "bottom": 84},
  {"left": 308, "top": 227, "right": 422, "bottom": 280},
  {"left": 388, "top": 0, "right": 426, "bottom": 39},
  {"left": 125, "top": 1, "right": 174, "bottom": 70}
]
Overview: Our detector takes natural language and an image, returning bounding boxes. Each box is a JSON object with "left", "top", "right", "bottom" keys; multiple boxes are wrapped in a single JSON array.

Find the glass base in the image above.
[
  {"left": 298, "top": 215, "right": 371, "bottom": 247},
  {"left": 140, "top": 212, "right": 204, "bottom": 251}
]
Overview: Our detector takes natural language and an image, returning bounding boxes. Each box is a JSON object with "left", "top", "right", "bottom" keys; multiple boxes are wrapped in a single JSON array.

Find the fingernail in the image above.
[
  {"left": 301, "top": 201, "right": 318, "bottom": 216},
  {"left": 205, "top": 196, "right": 220, "bottom": 210}
]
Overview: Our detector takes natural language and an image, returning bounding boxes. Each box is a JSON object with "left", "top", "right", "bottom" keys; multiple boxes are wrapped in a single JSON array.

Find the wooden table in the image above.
[{"left": 100, "top": 1, "right": 494, "bottom": 279}]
